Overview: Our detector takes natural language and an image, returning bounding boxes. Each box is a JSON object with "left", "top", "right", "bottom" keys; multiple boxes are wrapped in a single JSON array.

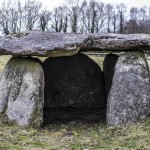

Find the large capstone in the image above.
[
  {"left": 0, "top": 57, "right": 44, "bottom": 127},
  {"left": 107, "top": 51, "right": 150, "bottom": 126},
  {"left": 43, "top": 53, "right": 106, "bottom": 109},
  {"left": 0, "top": 31, "right": 150, "bottom": 57},
  {"left": 103, "top": 53, "right": 119, "bottom": 98}
]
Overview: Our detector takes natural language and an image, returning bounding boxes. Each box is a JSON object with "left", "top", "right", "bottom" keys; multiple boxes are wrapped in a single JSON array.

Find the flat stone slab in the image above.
[{"left": 0, "top": 31, "right": 150, "bottom": 57}]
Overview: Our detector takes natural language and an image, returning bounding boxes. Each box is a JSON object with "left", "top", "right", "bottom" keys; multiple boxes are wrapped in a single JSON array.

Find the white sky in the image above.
[
  {"left": 38, "top": 0, "right": 150, "bottom": 10},
  {"left": 0, "top": 0, "right": 149, "bottom": 10}
]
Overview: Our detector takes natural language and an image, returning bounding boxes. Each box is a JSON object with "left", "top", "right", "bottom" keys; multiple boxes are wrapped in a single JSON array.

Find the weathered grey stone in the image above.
[
  {"left": 107, "top": 51, "right": 150, "bottom": 126},
  {"left": 43, "top": 53, "right": 106, "bottom": 109},
  {"left": 103, "top": 53, "right": 119, "bottom": 98},
  {"left": 0, "top": 31, "right": 150, "bottom": 57},
  {"left": 0, "top": 57, "right": 44, "bottom": 127}
]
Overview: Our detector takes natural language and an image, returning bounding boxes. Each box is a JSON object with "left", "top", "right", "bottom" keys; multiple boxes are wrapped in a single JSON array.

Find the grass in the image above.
[
  {"left": 0, "top": 55, "right": 150, "bottom": 150},
  {"left": 0, "top": 115, "right": 150, "bottom": 150},
  {"left": 0, "top": 55, "right": 11, "bottom": 74},
  {"left": 88, "top": 55, "right": 104, "bottom": 69},
  {"left": 147, "top": 58, "right": 150, "bottom": 68}
]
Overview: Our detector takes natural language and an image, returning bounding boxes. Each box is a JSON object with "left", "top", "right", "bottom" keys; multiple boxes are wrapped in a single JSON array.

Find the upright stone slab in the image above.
[
  {"left": 103, "top": 53, "right": 119, "bottom": 98},
  {"left": 0, "top": 57, "right": 44, "bottom": 127},
  {"left": 107, "top": 51, "right": 150, "bottom": 126},
  {"left": 43, "top": 53, "right": 106, "bottom": 109}
]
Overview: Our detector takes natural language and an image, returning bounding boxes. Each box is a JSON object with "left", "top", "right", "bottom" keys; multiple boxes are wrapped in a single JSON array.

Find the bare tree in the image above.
[
  {"left": 105, "top": 4, "right": 113, "bottom": 33},
  {"left": 90, "top": 0, "right": 97, "bottom": 33},
  {"left": 95, "top": 2, "right": 107, "bottom": 33},
  {"left": 51, "top": 6, "right": 68, "bottom": 32},
  {"left": 117, "top": 3, "right": 127, "bottom": 34},
  {"left": 0, "top": 0, "right": 23, "bottom": 34},
  {"left": 82, "top": 0, "right": 106, "bottom": 33},
  {"left": 0, "top": 1, "right": 10, "bottom": 35},
  {"left": 112, "top": 9, "right": 118, "bottom": 33},
  {"left": 0, "top": 0, "right": 150, "bottom": 35},
  {"left": 78, "top": 0, "right": 87, "bottom": 33},
  {"left": 65, "top": 0, "right": 80, "bottom": 33},
  {"left": 62, "top": 6, "right": 69, "bottom": 32},
  {"left": 17, "top": 0, "right": 23, "bottom": 33},
  {"left": 138, "top": 7, "right": 147, "bottom": 33},
  {"left": 51, "top": 8, "right": 60, "bottom": 32},
  {"left": 39, "top": 10, "right": 51, "bottom": 31},
  {"left": 23, "top": 0, "right": 42, "bottom": 31},
  {"left": 129, "top": 7, "right": 140, "bottom": 33}
]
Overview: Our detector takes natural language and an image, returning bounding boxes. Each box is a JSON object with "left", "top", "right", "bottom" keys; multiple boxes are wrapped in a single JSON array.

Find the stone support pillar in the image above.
[
  {"left": 0, "top": 57, "right": 44, "bottom": 127},
  {"left": 107, "top": 51, "right": 150, "bottom": 126}
]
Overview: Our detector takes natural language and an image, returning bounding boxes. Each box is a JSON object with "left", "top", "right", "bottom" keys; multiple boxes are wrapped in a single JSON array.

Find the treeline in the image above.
[{"left": 0, "top": 0, "right": 150, "bottom": 35}]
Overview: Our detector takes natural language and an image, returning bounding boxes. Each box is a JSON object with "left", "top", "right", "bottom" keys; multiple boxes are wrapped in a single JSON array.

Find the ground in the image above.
[{"left": 0, "top": 54, "right": 150, "bottom": 150}]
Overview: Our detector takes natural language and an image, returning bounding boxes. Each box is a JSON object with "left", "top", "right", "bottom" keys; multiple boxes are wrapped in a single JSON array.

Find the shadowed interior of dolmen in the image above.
[
  {"left": 0, "top": 53, "right": 110, "bottom": 126},
  {"left": 42, "top": 53, "right": 116, "bottom": 125},
  {"left": 43, "top": 107, "right": 106, "bottom": 125},
  {"left": 37, "top": 52, "right": 150, "bottom": 126}
]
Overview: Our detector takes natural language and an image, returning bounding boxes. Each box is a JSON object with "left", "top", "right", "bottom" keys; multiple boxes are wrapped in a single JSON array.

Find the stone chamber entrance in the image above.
[
  {"left": 0, "top": 52, "right": 118, "bottom": 126},
  {"left": 42, "top": 53, "right": 107, "bottom": 125},
  {"left": 0, "top": 53, "right": 109, "bottom": 126},
  {"left": 0, "top": 51, "right": 149, "bottom": 127},
  {"left": 0, "top": 31, "right": 150, "bottom": 127}
]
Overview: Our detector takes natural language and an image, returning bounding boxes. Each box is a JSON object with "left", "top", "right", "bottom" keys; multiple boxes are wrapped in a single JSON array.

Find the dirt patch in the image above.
[{"left": 43, "top": 107, "right": 106, "bottom": 126}]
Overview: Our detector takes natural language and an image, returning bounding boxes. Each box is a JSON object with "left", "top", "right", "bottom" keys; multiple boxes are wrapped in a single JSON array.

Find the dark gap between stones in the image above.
[{"left": 42, "top": 53, "right": 108, "bottom": 126}]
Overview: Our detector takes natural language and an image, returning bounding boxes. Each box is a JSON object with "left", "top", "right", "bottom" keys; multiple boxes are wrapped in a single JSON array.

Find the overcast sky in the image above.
[
  {"left": 38, "top": 0, "right": 150, "bottom": 10},
  {"left": 0, "top": 0, "right": 149, "bottom": 10}
]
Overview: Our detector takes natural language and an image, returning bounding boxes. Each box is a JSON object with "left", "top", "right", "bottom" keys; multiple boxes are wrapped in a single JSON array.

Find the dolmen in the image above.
[{"left": 0, "top": 31, "right": 150, "bottom": 127}]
